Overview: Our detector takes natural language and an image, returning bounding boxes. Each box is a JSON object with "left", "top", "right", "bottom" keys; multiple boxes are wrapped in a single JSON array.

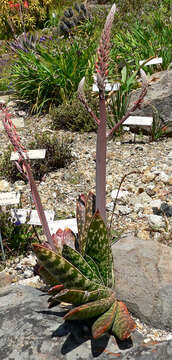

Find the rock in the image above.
[
  {"left": 23, "top": 269, "right": 34, "bottom": 279},
  {"left": 0, "top": 271, "right": 15, "bottom": 288},
  {"left": 148, "top": 214, "right": 165, "bottom": 228},
  {"left": 0, "top": 180, "right": 12, "bottom": 192},
  {"left": 131, "top": 69, "right": 172, "bottom": 125},
  {"left": 111, "top": 189, "right": 129, "bottom": 202},
  {"left": 118, "top": 205, "right": 132, "bottom": 215},
  {"left": 130, "top": 192, "right": 152, "bottom": 207},
  {"left": 112, "top": 236, "right": 172, "bottom": 329},
  {"left": 0, "top": 284, "right": 172, "bottom": 360}
]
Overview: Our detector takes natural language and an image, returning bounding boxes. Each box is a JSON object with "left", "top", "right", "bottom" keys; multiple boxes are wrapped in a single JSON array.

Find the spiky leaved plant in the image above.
[{"left": 1, "top": 2, "right": 148, "bottom": 342}]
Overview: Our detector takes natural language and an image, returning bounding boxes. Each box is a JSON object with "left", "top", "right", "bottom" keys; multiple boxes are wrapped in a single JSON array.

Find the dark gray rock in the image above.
[
  {"left": 0, "top": 284, "right": 172, "bottom": 360},
  {"left": 112, "top": 236, "right": 172, "bottom": 329},
  {"left": 131, "top": 69, "right": 172, "bottom": 125}
]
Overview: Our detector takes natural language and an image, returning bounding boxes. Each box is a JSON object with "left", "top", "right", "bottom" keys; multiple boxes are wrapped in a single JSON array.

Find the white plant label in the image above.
[
  {"left": 48, "top": 219, "right": 78, "bottom": 235},
  {"left": 123, "top": 116, "right": 153, "bottom": 128},
  {"left": 93, "top": 82, "right": 120, "bottom": 92},
  {"left": 139, "top": 57, "right": 162, "bottom": 66},
  {"left": 10, "top": 149, "right": 46, "bottom": 161},
  {"left": 11, "top": 208, "right": 55, "bottom": 225},
  {"left": 0, "top": 192, "right": 20, "bottom": 205},
  {"left": 0, "top": 117, "right": 24, "bottom": 130}
]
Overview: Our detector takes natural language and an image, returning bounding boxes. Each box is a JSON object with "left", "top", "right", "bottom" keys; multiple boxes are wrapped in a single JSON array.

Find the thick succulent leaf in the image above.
[
  {"left": 38, "top": 265, "right": 60, "bottom": 286},
  {"left": 48, "top": 284, "right": 64, "bottom": 295},
  {"left": 51, "top": 228, "right": 76, "bottom": 254},
  {"left": 32, "top": 244, "right": 100, "bottom": 291},
  {"left": 84, "top": 255, "right": 105, "bottom": 285},
  {"left": 85, "top": 211, "right": 114, "bottom": 288},
  {"left": 78, "top": 192, "right": 95, "bottom": 255},
  {"left": 112, "top": 301, "right": 136, "bottom": 340},
  {"left": 92, "top": 301, "right": 118, "bottom": 339},
  {"left": 48, "top": 287, "right": 112, "bottom": 307},
  {"left": 62, "top": 245, "right": 103, "bottom": 285},
  {"left": 64, "top": 293, "right": 116, "bottom": 320}
]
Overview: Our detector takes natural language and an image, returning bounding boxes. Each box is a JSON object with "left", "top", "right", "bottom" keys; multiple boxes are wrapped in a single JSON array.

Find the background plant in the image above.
[
  {"left": 0, "top": 133, "right": 73, "bottom": 183},
  {"left": 0, "top": 0, "right": 58, "bottom": 40},
  {"left": 110, "top": 6, "right": 172, "bottom": 74},
  {"left": 0, "top": 207, "right": 38, "bottom": 259},
  {"left": 50, "top": 92, "right": 98, "bottom": 133},
  {"left": 9, "top": 36, "right": 96, "bottom": 113}
]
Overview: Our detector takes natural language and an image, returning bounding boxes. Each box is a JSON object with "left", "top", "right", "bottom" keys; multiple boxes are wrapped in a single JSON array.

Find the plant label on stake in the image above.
[
  {"left": 10, "top": 149, "right": 46, "bottom": 161},
  {"left": 11, "top": 208, "right": 55, "bottom": 225},
  {"left": 0, "top": 191, "right": 20, "bottom": 206},
  {"left": 48, "top": 219, "right": 78, "bottom": 235},
  {"left": 139, "top": 57, "right": 162, "bottom": 66}
]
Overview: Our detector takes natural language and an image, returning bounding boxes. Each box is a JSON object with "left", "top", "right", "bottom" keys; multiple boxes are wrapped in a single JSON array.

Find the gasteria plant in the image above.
[{"left": 1, "top": 3, "right": 148, "bottom": 342}]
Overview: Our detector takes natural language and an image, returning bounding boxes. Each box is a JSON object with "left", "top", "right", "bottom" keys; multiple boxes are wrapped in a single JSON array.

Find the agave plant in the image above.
[{"left": 33, "top": 192, "right": 136, "bottom": 339}]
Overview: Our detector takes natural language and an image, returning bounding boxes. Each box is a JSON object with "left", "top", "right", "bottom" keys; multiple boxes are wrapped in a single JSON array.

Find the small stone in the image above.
[
  {"left": 23, "top": 269, "right": 33, "bottom": 279},
  {"left": 148, "top": 214, "right": 165, "bottom": 228},
  {"left": 156, "top": 172, "right": 169, "bottom": 184},
  {"left": 111, "top": 189, "right": 129, "bottom": 202},
  {"left": 118, "top": 205, "right": 132, "bottom": 215},
  {"left": 0, "top": 180, "right": 12, "bottom": 192},
  {"left": 150, "top": 199, "right": 162, "bottom": 208},
  {"left": 0, "top": 272, "right": 15, "bottom": 288}
]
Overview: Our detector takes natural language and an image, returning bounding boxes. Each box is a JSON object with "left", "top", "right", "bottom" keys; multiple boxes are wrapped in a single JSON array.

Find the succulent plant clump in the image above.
[{"left": 32, "top": 192, "right": 136, "bottom": 339}]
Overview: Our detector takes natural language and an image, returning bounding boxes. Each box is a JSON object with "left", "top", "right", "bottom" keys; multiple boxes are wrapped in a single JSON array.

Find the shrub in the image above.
[
  {"left": 50, "top": 94, "right": 98, "bottom": 132},
  {"left": 0, "top": 133, "right": 73, "bottom": 183},
  {"left": 0, "top": 0, "right": 57, "bottom": 40},
  {"left": 0, "top": 208, "right": 38, "bottom": 259},
  {"left": 110, "top": 5, "right": 172, "bottom": 74},
  {"left": 9, "top": 37, "right": 96, "bottom": 113}
]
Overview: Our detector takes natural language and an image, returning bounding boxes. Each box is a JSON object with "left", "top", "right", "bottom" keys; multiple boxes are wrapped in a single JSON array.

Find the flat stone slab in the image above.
[
  {"left": 10, "top": 149, "right": 46, "bottom": 161},
  {"left": 1, "top": 284, "right": 172, "bottom": 360}
]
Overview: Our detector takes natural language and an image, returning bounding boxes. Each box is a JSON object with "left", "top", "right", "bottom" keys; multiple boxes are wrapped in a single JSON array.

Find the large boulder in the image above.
[
  {"left": 131, "top": 69, "right": 172, "bottom": 125},
  {"left": 112, "top": 236, "right": 172, "bottom": 329},
  {"left": 1, "top": 284, "right": 172, "bottom": 360}
]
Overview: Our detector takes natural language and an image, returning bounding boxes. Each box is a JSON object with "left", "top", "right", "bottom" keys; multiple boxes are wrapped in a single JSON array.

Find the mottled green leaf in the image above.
[
  {"left": 38, "top": 265, "right": 59, "bottom": 286},
  {"left": 32, "top": 244, "right": 100, "bottom": 291},
  {"left": 85, "top": 211, "right": 114, "bottom": 287},
  {"left": 48, "top": 287, "right": 112, "bottom": 308},
  {"left": 84, "top": 255, "right": 104, "bottom": 285},
  {"left": 92, "top": 300, "right": 118, "bottom": 339},
  {"left": 62, "top": 245, "right": 103, "bottom": 285},
  {"left": 112, "top": 301, "right": 136, "bottom": 340},
  {"left": 64, "top": 293, "right": 116, "bottom": 320}
]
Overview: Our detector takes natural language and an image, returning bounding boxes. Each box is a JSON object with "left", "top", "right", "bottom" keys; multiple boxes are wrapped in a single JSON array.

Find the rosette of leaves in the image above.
[
  {"left": 32, "top": 192, "right": 136, "bottom": 340},
  {"left": 59, "top": 3, "right": 92, "bottom": 36}
]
